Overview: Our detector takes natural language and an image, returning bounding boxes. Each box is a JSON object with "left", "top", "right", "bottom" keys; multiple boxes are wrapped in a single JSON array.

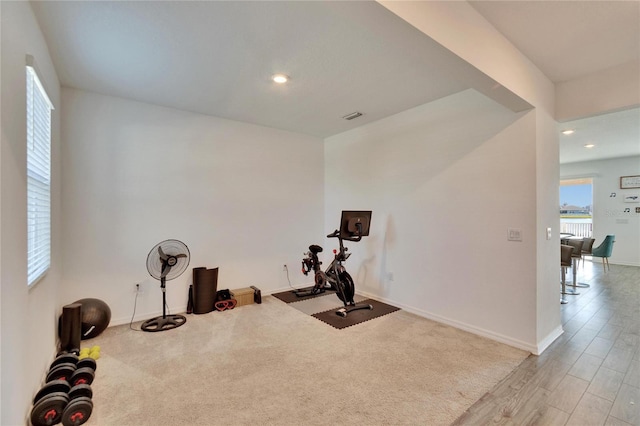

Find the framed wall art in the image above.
[{"left": 620, "top": 175, "right": 640, "bottom": 189}]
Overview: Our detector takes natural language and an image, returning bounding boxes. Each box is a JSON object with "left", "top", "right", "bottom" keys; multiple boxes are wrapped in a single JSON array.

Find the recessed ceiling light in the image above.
[
  {"left": 584, "top": 144, "right": 595, "bottom": 148},
  {"left": 561, "top": 129, "right": 575, "bottom": 135},
  {"left": 272, "top": 74, "right": 289, "bottom": 84}
]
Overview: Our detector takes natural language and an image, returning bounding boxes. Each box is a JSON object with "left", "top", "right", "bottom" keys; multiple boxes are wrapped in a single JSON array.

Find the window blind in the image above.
[{"left": 26, "top": 64, "right": 54, "bottom": 286}]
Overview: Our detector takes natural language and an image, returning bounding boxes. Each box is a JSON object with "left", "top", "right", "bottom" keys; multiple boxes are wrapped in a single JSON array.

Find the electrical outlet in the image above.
[
  {"left": 283, "top": 264, "right": 288, "bottom": 271},
  {"left": 134, "top": 283, "right": 142, "bottom": 293}
]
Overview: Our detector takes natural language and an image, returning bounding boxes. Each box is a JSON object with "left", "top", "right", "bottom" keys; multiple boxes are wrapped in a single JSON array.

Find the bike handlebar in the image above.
[
  {"left": 327, "top": 229, "right": 339, "bottom": 238},
  {"left": 327, "top": 229, "right": 362, "bottom": 242}
]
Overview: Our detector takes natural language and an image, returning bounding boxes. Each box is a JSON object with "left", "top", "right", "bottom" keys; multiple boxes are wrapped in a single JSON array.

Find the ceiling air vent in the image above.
[{"left": 342, "top": 112, "right": 363, "bottom": 121}]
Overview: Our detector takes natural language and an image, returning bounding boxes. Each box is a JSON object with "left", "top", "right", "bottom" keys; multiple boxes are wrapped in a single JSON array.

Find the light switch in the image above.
[
  {"left": 508, "top": 228, "right": 522, "bottom": 241},
  {"left": 546, "top": 227, "right": 552, "bottom": 240}
]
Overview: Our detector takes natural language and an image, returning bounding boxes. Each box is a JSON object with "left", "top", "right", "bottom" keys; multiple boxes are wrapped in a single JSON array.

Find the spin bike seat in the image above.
[{"left": 309, "top": 244, "right": 323, "bottom": 254}]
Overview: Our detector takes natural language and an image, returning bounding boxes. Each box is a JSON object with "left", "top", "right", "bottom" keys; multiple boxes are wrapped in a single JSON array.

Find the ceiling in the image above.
[
  {"left": 32, "top": 1, "right": 519, "bottom": 138},
  {"left": 31, "top": 1, "right": 639, "bottom": 161},
  {"left": 558, "top": 107, "right": 640, "bottom": 164},
  {"left": 469, "top": 1, "right": 640, "bottom": 83},
  {"left": 469, "top": 1, "right": 640, "bottom": 164}
]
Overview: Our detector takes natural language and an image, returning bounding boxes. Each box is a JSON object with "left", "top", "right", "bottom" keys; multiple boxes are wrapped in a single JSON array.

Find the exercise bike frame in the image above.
[{"left": 300, "top": 229, "right": 372, "bottom": 317}]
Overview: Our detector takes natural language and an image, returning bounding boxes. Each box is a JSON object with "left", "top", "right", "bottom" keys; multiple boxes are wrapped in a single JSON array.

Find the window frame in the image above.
[{"left": 26, "top": 57, "right": 54, "bottom": 287}]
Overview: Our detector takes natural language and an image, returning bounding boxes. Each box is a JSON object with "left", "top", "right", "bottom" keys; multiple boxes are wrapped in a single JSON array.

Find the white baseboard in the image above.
[
  {"left": 585, "top": 258, "right": 639, "bottom": 267},
  {"left": 111, "top": 305, "right": 188, "bottom": 327},
  {"left": 356, "top": 289, "right": 537, "bottom": 354},
  {"left": 111, "top": 286, "right": 560, "bottom": 356},
  {"left": 110, "top": 284, "right": 310, "bottom": 327},
  {"left": 535, "top": 325, "right": 564, "bottom": 355},
  {"left": 610, "top": 261, "right": 640, "bottom": 267},
  {"left": 264, "top": 284, "right": 311, "bottom": 295}
]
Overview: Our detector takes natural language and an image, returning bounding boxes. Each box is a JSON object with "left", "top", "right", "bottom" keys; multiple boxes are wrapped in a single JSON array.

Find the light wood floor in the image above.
[{"left": 453, "top": 261, "right": 639, "bottom": 425}]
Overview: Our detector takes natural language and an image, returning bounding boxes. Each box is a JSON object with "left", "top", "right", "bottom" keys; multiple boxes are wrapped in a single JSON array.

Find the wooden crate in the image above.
[{"left": 231, "top": 287, "right": 254, "bottom": 306}]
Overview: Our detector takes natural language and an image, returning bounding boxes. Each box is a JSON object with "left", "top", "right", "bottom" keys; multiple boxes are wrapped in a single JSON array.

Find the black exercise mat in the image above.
[
  {"left": 312, "top": 299, "right": 400, "bottom": 329},
  {"left": 271, "top": 286, "right": 336, "bottom": 303}
]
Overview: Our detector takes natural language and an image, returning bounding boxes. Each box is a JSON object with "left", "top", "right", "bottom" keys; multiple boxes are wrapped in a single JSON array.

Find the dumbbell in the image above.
[
  {"left": 30, "top": 383, "right": 93, "bottom": 426},
  {"left": 62, "top": 347, "right": 97, "bottom": 425},
  {"left": 51, "top": 353, "right": 79, "bottom": 368},
  {"left": 46, "top": 352, "right": 79, "bottom": 383},
  {"left": 30, "top": 389, "right": 69, "bottom": 426},
  {"left": 31, "top": 379, "right": 71, "bottom": 424},
  {"left": 72, "top": 346, "right": 99, "bottom": 385},
  {"left": 61, "top": 396, "right": 93, "bottom": 426},
  {"left": 30, "top": 349, "right": 96, "bottom": 426},
  {"left": 46, "top": 355, "right": 95, "bottom": 386}
]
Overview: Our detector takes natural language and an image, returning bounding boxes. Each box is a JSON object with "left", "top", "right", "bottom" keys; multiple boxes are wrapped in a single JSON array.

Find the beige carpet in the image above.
[{"left": 83, "top": 295, "right": 527, "bottom": 425}]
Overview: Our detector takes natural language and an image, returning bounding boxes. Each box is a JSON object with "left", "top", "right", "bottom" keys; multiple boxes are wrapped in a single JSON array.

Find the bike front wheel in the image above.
[{"left": 336, "top": 271, "right": 355, "bottom": 305}]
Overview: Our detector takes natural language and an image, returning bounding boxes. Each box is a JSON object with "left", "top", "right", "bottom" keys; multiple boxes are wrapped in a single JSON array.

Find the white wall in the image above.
[
  {"left": 325, "top": 89, "right": 539, "bottom": 350},
  {"left": 1, "top": 2, "right": 3, "bottom": 419},
  {"left": 1, "top": 2, "right": 62, "bottom": 424},
  {"left": 536, "top": 110, "right": 562, "bottom": 347},
  {"left": 377, "top": 1, "right": 560, "bottom": 353},
  {"left": 61, "top": 88, "right": 325, "bottom": 324},
  {"left": 0, "top": 3, "right": 3, "bottom": 420},
  {"left": 561, "top": 156, "right": 640, "bottom": 267}
]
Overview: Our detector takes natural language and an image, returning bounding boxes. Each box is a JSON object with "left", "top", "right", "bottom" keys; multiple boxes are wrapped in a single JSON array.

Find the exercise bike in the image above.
[{"left": 297, "top": 211, "right": 373, "bottom": 317}]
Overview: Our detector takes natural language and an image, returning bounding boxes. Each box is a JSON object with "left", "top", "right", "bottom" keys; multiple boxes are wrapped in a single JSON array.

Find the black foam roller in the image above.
[
  {"left": 60, "top": 303, "right": 82, "bottom": 352},
  {"left": 192, "top": 267, "right": 219, "bottom": 314}
]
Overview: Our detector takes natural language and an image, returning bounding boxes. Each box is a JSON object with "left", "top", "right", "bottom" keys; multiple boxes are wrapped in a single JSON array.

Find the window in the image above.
[
  {"left": 560, "top": 178, "right": 593, "bottom": 237},
  {"left": 26, "top": 60, "right": 54, "bottom": 286}
]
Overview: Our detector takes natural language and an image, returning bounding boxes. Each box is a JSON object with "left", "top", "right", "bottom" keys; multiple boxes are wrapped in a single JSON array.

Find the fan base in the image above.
[{"left": 141, "top": 314, "right": 186, "bottom": 332}]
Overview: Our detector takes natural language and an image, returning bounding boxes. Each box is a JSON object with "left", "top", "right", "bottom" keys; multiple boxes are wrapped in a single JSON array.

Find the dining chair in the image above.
[
  {"left": 581, "top": 237, "right": 595, "bottom": 265},
  {"left": 591, "top": 235, "right": 616, "bottom": 272},
  {"left": 565, "top": 239, "right": 587, "bottom": 289},
  {"left": 560, "top": 244, "right": 574, "bottom": 304}
]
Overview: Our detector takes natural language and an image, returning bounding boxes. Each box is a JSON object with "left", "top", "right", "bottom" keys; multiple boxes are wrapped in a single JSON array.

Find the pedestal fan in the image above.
[{"left": 141, "top": 239, "right": 190, "bottom": 332}]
